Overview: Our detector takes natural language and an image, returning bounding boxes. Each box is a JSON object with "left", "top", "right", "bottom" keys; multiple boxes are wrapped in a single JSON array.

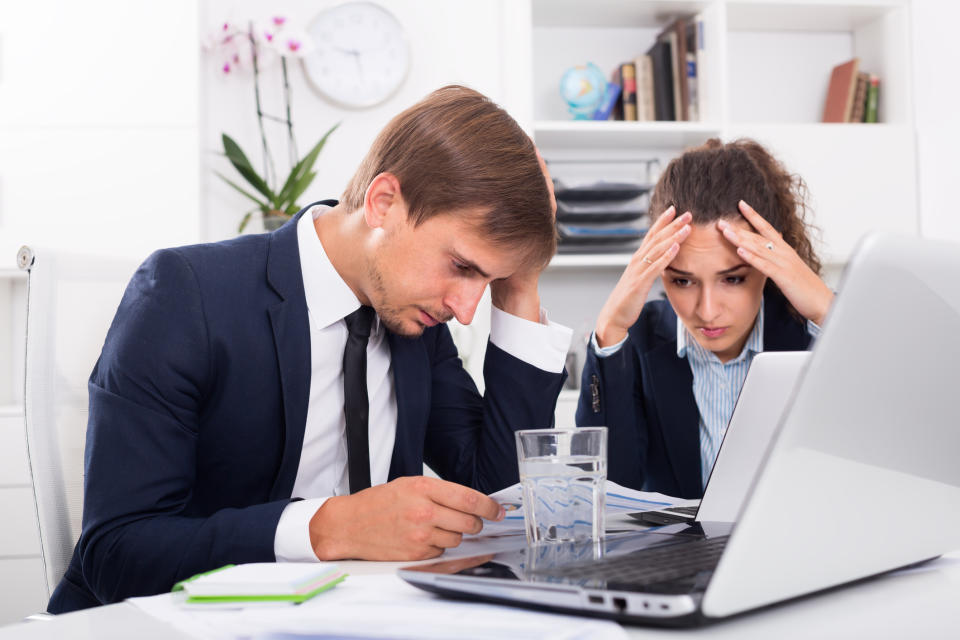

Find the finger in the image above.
[
  {"left": 429, "top": 528, "right": 464, "bottom": 549},
  {"left": 733, "top": 244, "right": 779, "bottom": 280},
  {"left": 431, "top": 503, "right": 485, "bottom": 535},
  {"left": 718, "top": 220, "right": 779, "bottom": 259},
  {"left": 640, "top": 222, "right": 691, "bottom": 268},
  {"left": 645, "top": 205, "right": 678, "bottom": 237},
  {"left": 737, "top": 200, "right": 780, "bottom": 240},
  {"left": 639, "top": 209, "right": 691, "bottom": 254},
  {"left": 426, "top": 479, "right": 503, "bottom": 521}
]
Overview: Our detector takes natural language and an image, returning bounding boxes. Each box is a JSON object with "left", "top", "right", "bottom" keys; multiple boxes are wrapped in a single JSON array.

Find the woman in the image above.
[{"left": 576, "top": 138, "right": 833, "bottom": 499}]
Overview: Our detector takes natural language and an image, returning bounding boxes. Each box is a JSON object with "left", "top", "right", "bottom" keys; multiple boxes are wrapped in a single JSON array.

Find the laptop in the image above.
[
  {"left": 398, "top": 233, "right": 960, "bottom": 626},
  {"left": 635, "top": 350, "right": 810, "bottom": 526}
]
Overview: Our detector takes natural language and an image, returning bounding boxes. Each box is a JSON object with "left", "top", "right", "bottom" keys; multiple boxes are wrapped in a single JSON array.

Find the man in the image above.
[{"left": 48, "top": 85, "right": 572, "bottom": 613}]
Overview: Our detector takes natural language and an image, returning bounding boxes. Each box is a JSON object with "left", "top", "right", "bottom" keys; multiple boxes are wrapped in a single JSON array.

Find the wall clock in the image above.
[{"left": 302, "top": 2, "right": 410, "bottom": 109}]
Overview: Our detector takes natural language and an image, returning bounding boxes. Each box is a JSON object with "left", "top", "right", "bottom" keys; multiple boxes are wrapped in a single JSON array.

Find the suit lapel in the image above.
[
  {"left": 264, "top": 205, "right": 332, "bottom": 500},
  {"left": 386, "top": 332, "right": 430, "bottom": 479},
  {"left": 638, "top": 306, "right": 703, "bottom": 497}
]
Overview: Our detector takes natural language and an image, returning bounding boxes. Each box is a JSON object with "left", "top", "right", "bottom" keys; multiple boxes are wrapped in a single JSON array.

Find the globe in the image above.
[{"left": 559, "top": 62, "right": 607, "bottom": 120}]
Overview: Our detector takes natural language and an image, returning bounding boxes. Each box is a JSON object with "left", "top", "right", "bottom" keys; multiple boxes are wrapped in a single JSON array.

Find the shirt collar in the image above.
[
  {"left": 676, "top": 297, "right": 765, "bottom": 364},
  {"left": 297, "top": 205, "right": 379, "bottom": 332}
]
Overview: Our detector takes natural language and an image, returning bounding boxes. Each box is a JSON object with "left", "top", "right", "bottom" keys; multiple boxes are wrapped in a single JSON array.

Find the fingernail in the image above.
[
  {"left": 717, "top": 219, "right": 727, "bottom": 230},
  {"left": 737, "top": 247, "right": 747, "bottom": 256},
  {"left": 682, "top": 211, "right": 692, "bottom": 221},
  {"left": 498, "top": 506, "right": 506, "bottom": 521},
  {"left": 671, "top": 242, "right": 680, "bottom": 254},
  {"left": 682, "top": 224, "right": 691, "bottom": 234}
]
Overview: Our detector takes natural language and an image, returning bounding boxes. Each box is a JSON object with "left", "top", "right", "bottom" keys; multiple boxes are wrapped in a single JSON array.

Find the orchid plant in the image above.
[{"left": 206, "top": 17, "right": 338, "bottom": 232}]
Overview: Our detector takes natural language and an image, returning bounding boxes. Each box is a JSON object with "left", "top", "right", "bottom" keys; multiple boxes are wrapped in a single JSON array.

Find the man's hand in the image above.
[
  {"left": 489, "top": 148, "right": 556, "bottom": 323},
  {"left": 308, "top": 476, "right": 505, "bottom": 561}
]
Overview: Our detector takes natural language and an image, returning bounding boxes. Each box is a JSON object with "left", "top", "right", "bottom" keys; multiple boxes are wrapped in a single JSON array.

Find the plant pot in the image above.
[{"left": 263, "top": 214, "right": 290, "bottom": 231}]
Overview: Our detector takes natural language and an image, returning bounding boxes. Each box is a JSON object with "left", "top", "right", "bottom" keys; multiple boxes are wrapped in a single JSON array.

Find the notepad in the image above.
[{"left": 173, "top": 563, "right": 346, "bottom": 604}]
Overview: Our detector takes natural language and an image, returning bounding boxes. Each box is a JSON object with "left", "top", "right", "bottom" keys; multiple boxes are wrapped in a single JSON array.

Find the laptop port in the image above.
[
  {"left": 588, "top": 595, "right": 603, "bottom": 605},
  {"left": 612, "top": 597, "right": 628, "bottom": 611}
]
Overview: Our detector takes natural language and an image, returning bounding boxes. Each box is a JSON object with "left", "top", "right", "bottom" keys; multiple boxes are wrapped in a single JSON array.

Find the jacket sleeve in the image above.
[
  {"left": 575, "top": 335, "right": 649, "bottom": 490},
  {"left": 78, "top": 249, "right": 290, "bottom": 604},
  {"left": 422, "top": 327, "right": 566, "bottom": 494}
]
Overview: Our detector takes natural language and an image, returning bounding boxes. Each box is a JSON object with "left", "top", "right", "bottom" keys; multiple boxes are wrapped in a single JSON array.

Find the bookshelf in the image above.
[{"left": 508, "top": 0, "right": 918, "bottom": 425}]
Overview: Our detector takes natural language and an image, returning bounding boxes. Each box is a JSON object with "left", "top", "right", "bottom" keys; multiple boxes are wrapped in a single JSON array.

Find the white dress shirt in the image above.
[{"left": 275, "top": 206, "right": 573, "bottom": 561}]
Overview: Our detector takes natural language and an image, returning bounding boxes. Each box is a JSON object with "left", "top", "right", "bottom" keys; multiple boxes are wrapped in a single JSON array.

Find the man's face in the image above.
[
  {"left": 662, "top": 219, "right": 767, "bottom": 362},
  {"left": 367, "top": 208, "right": 522, "bottom": 337}
]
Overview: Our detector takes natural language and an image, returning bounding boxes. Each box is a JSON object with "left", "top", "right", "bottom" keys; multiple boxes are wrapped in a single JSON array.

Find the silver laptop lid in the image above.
[
  {"left": 703, "top": 233, "right": 960, "bottom": 617},
  {"left": 696, "top": 351, "right": 809, "bottom": 524}
]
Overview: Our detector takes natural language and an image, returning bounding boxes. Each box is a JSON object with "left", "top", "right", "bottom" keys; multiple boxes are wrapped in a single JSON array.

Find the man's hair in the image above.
[{"left": 342, "top": 85, "right": 556, "bottom": 270}]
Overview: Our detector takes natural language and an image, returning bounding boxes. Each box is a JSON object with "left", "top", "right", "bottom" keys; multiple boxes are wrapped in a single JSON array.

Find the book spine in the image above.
[
  {"left": 686, "top": 52, "right": 698, "bottom": 122},
  {"left": 620, "top": 62, "right": 638, "bottom": 121},
  {"left": 592, "top": 81, "right": 622, "bottom": 121},
  {"left": 636, "top": 55, "right": 655, "bottom": 122},
  {"left": 864, "top": 75, "right": 879, "bottom": 123},
  {"left": 849, "top": 72, "right": 869, "bottom": 123},
  {"left": 648, "top": 40, "right": 675, "bottom": 121}
]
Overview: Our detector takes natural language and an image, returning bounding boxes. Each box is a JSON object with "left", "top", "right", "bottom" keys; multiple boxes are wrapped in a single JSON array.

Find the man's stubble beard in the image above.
[{"left": 366, "top": 258, "right": 424, "bottom": 338}]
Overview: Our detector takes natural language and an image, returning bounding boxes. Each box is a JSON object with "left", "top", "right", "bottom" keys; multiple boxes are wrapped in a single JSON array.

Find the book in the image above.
[
  {"left": 620, "top": 62, "right": 638, "bottom": 121},
  {"left": 849, "top": 71, "right": 869, "bottom": 123},
  {"left": 822, "top": 58, "right": 860, "bottom": 123},
  {"left": 634, "top": 54, "right": 655, "bottom": 121},
  {"left": 864, "top": 74, "right": 879, "bottom": 123},
  {"left": 592, "top": 81, "right": 622, "bottom": 121},
  {"left": 646, "top": 39, "right": 675, "bottom": 121},
  {"left": 609, "top": 65, "right": 624, "bottom": 120},
  {"left": 173, "top": 563, "right": 346, "bottom": 604},
  {"left": 686, "top": 51, "right": 698, "bottom": 122},
  {"left": 656, "top": 25, "right": 684, "bottom": 120}
]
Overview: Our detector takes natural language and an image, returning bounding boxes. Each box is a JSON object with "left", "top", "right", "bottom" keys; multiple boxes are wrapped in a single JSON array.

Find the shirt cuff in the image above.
[
  {"left": 489, "top": 305, "right": 572, "bottom": 374},
  {"left": 274, "top": 497, "right": 328, "bottom": 562},
  {"left": 806, "top": 319, "right": 823, "bottom": 339},
  {"left": 591, "top": 330, "right": 627, "bottom": 358}
]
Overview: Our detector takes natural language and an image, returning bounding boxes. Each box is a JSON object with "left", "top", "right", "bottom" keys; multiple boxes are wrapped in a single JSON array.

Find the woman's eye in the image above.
[
  {"left": 724, "top": 275, "right": 746, "bottom": 285},
  {"left": 671, "top": 278, "right": 691, "bottom": 288},
  {"left": 452, "top": 261, "right": 470, "bottom": 272}
]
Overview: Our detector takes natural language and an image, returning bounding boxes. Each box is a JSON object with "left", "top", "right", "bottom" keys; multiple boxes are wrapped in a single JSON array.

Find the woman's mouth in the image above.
[{"left": 700, "top": 326, "right": 727, "bottom": 339}]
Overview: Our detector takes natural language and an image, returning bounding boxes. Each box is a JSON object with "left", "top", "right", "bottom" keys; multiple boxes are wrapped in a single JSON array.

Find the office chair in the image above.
[{"left": 19, "top": 245, "right": 139, "bottom": 601}]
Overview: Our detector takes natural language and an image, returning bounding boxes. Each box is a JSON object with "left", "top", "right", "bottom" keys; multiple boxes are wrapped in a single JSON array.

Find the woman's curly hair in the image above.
[{"left": 649, "top": 138, "right": 822, "bottom": 314}]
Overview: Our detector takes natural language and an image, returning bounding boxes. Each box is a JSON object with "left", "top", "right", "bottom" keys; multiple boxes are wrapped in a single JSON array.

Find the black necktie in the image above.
[{"left": 343, "top": 305, "right": 375, "bottom": 493}]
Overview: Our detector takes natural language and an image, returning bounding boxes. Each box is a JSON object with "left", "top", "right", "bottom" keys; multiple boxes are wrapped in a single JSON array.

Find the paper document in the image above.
[
  {"left": 131, "top": 573, "right": 628, "bottom": 640},
  {"left": 476, "top": 479, "right": 697, "bottom": 538}
]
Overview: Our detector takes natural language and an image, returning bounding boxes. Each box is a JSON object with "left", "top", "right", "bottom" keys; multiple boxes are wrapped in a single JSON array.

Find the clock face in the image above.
[{"left": 302, "top": 2, "right": 410, "bottom": 109}]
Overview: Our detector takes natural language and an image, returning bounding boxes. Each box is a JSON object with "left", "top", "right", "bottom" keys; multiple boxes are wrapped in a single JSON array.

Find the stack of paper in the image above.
[{"left": 173, "top": 563, "right": 346, "bottom": 605}]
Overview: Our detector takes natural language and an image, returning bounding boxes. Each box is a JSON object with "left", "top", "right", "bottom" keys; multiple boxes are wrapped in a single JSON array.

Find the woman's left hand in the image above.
[{"left": 718, "top": 200, "right": 834, "bottom": 326}]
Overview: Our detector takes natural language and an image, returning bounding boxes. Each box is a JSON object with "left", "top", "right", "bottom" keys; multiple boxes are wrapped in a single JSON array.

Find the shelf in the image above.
[
  {"left": 726, "top": 1, "right": 903, "bottom": 32},
  {"left": 533, "top": 0, "right": 710, "bottom": 28},
  {"left": 550, "top": 253, "right": 633, "bottom": 268},
  {"left": 0, "top": 405, "right": 25, "bottom": 418},
  {"left": 534, "top": 120, "right": 721, "bottom": 150}
]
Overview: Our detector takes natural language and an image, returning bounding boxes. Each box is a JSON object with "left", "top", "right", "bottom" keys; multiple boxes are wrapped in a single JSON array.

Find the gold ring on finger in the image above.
[{"left": 642, "top": 256, "right": 654, "bottom": 265}]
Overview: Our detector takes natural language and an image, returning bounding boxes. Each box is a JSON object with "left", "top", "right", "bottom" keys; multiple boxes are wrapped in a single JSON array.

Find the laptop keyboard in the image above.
[{"left": 532, "top": 535, "right": 729, "bottom": 588}]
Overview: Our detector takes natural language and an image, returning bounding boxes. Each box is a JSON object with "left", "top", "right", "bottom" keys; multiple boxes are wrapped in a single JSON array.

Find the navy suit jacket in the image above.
[
  {"left": 576, "top": 289, "right": 811, "bottom": 500},
  {"left": 49, "top": 204, "right": 564, "bottom": 613}
]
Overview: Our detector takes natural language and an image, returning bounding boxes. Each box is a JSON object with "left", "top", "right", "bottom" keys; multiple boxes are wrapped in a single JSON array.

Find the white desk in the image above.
[{"left": 1, "top": 551, "right": 958, "bottom": 639}]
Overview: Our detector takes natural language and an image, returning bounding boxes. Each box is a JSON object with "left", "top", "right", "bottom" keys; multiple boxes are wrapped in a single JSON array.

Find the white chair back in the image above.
[{"left": 19, "top": 246, "right": 139, "bottom": 597}]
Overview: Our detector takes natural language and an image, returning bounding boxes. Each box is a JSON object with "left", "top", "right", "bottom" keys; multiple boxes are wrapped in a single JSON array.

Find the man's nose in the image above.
[{"left": 444, "top": 279, "right": 487, "bottom": 325}]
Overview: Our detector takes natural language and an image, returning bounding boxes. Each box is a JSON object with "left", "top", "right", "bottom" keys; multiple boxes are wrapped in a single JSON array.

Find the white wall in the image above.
[
  {"left": 912, "top": 0, "right": 960, "bottom": 243},
  {"left": 199, "top": 0, "right": 515, "bottom": 240}
]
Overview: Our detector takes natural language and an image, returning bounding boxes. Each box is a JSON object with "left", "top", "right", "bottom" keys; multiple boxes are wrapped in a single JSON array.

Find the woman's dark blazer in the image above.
[{"left": 576, "top": 290, "right": 812, "bottom": 499}]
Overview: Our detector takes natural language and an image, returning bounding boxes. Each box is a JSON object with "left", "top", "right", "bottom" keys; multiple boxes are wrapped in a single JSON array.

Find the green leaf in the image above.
[
  {"left": 222, "top": 134, "right": 275, "bottom": 202},
  {"left": 215, "top": 171, "right": 269, "bottom": 209},
  {"left": 277, "top": 123, "right": 340, "bottom": 206},
  {"left": 237, "top": 210, "right": 255, "bottom": 233},
  {"left": 284, "top": 170, "right": 317, "bottom": 211}
]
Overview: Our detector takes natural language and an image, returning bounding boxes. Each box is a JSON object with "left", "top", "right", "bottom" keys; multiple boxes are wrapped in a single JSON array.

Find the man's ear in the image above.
[{"left": 363, "top": 172, "right": 404, "bottom": 229}]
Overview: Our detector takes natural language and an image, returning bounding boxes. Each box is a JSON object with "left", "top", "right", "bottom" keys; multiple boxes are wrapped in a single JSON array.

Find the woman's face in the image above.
[{"left": 662, "top": 219, "right": 768, "bottom": 362}]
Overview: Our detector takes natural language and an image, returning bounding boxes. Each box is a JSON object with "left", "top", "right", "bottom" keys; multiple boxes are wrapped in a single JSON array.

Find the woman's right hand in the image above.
[{"left": 594, "top": 206, "right": 692, "bottom": 347}]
